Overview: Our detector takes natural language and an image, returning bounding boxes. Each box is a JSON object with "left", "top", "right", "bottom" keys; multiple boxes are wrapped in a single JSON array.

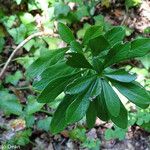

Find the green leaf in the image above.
[
  {"left": 131, "top": 38, "right": 150, "bottom": 56},
  {"left": 137, "top": 118, "right": 143, "bottom": 126},
  {"left": 5, "top": 71, "right": 22, "bottom": 85},
  {"left": 14, "top": 0, "right": 22, "bottom": 5},
  {"left": 58, "top": 22, "right": 75, "bottom": 44},
  {"left": 0, "top": 37, "right": 5, "bottom": 53},
  {"left": 101, "top": 79, "right": 120, "bottom": 117},
  {"left": 141, "top": 122, "right": 150, "bottom": 132},
  {"left": 54, "top": 3, "right": 70, "bottom": 17},
  {"left": 88, "top": 78, "right": 102, "bottom": 100},
  {"left": 83, "top": 25, "right": 103, "bottom": 45},
  {"left": 92, "top": 57, "right": 104, "bottom": 73},
  {"left": 33, "top": 62, "right": 74, "bottom": 90},
  {"left": 94, "top": 15, "right": 112, "bottom": 32},
  {"left": 125, "top": 0, "right": 142, "bottom": 8},
  {"left": 70, "top": 40, "right": 83, "bottom": 53},
  {"left": 74, "top": 6, "right": 89, "bottom": 20},
  {"left": 2, "top": 15, "right": 16, "bottom": 28},
  {"left": 95, "top": 94, "right": 110, "bottom": 121},
  {"left": 111, "top": 81, "right": 150, "bottom": 106},
  {"left": 137, "top": 103, "right": 150, "bottom": 109},
  {"left": 26, "top": 48, "right": 67, "bottom": 78},
  {"left": 13, "top": 129, "right": 32, "bottom": 146},
  {"left": 23, "top": 39, "right": 35, "bottom": 51},
  {"left": 8, "top": 24, "right": 27, "bottom": 44},
  {"left": 86, "top": 101, "right": 97, "bottom": 128},
  {"left": 104, "top": 69, "right": 137, "bottom": 82},
  {"left": 139, "top": 53, "right": 150, "bottom": 69},
  {"left": 17, "top": 55, "right": 34, "bottom": 69},
  {"left": 66, "top": 79, "right": 101, "bottom": 124},
  {"left": 104, "top": 42, "right": 131, "bottom": 68},
  {"left": 77, "top": 23, "right": 91, "bottom": 39},
  {"left": 144, "top": 27, "right": 150, "bottom": 34},
  {"left": 104, "top": 128, "right": 114, "bottom": 140},
  {"left": 66, "top": 93, "right": 90, "bottom": 124},
  {"left": 82, "top": 138, "right": 101, "bottom": 149},
  {"left": 69, "top": 127, "right": 87, "bottom": 142},
  {"left": 25, "top": 96, "right": 44, "bottom": 115},
  {"left": 19, "top": 12, "right": 34, "bottom": 24},
  {"left": 65, "top": 52, "right": 93, "bottom": 69},
  {"left": 89, "top": 35, "right": 110, "bottom": 56},
  {"left": 104, "top": 26, "right": 125, "bottom": 46},
  {"left": 114, "top": 128, "right": 126, "bottom": 140},
  {"left": 101, "top": 0, "right": 111, "bottom": 8},
  {"left": 65, "top": 75, "right": 96, "bottom": 95},
  {"left": 104, "top": 38, "right": 150, "bottom": 68},
  {"left": 25, "top": 115, "right": 35, "bottom": 127},
  {"left": 0, "top": 91, "right": 22, "bottom": 115},
  {"left": 110, "top": 101, "right": 128, "bottom": 129},
  {"left": 37, "top": 72, "right": 81, "bottom": 103},
  {"left": 50, "top": 95, "right": 73, "bottom": 134},
  {"left": 37, "top": 117, "right": 51, "bottom": 131}
]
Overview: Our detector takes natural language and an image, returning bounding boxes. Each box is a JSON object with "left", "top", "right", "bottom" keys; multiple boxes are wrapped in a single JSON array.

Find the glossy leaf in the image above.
[
  {"left": 50, "top": 95, "right": 74, "bottom": 134},
  {"left": 66, "top": 79, "right": 101, "bottom": 124},
  {"left": 70, "top": 40, "right": 83, "bottom": 53},
  {"left": 104, "top": 38, "right": 150, "bottom": 68},
  {"left": 26, "top": 48, "right": 67, "bottom": 78},
  {"left": 104, "top": 69, "right": 137, "bottom": 82},
  {"left": 66, "top": 92, "right": 90, "bottom": 124},
  {"left": 26, "top": 23, "right": 150, "bottom": 133},
  {"left": 131, "top": 38, "right": 150, "bottom": 56},
  {"left": 110, "top": 101, "right": 128, "bottom": 129},
  {"left": 37, "top": 72, "right": 80, "bottom": 103},
  {"left": 104, "top": 26, "right": 125, "bottom": 46},
  {"left": 101, "top": 79, "right": 120, "bottom": 117},
  {"left": 92, "top": 57, "right": 104, "bottom": 73},
  {"left": 95, "top": 94, "right": 110, "bottom": 121},
  {"left": 111, "top": 81, "right": 150, "bottom": 105},
  {"left": 65, "top": 75, "right": 96, "bottom": 95},
  {"left": 58, "top": 22, "right": 75, "bottom": 44},
  {"left": 89, "top": 35, "right": 110, "bottom": 56},
  {"left": 33, "top": 62, "right": 74, "bottom": 90},
  {"left": 83, "top": 25, "right": 103, "bottom": 45},
  {"left": 139, "top": 53, "right": 150, "bottom": 69},
  {"left": 65, "top": 52, "right": 93, "bottom": 69},
  {"left": 88, "top": 78, "right": 102, "bottom": 100},
  {"left": 86, "top": 101, "right": 97, "bottom": 128},
  {"left": 104, "top": 42, "right": 131, "bottom": 68}
]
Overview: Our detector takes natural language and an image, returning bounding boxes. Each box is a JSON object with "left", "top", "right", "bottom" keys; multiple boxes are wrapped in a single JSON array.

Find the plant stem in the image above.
[
  {"left": 39, "top": 109, "right": 53, "bottom": 116},
  {"left": 0, "top": 31, "right": 58, "bottom": 80}
]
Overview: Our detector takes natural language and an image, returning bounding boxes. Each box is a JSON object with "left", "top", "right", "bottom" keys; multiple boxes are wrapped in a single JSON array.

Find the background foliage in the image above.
[{"left": 0, "top": 0, "right": 150, "bottom": 149}]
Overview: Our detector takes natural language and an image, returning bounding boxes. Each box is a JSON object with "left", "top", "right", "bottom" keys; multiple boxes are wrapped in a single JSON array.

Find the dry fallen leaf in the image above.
[{"left": 10, "top": 119, "right": 26, "bottom": 131}]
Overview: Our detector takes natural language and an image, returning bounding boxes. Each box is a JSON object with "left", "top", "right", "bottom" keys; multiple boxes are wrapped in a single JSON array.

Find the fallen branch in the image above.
[{"left": 0, "top": 31, "right": 57, "bottom": 79}]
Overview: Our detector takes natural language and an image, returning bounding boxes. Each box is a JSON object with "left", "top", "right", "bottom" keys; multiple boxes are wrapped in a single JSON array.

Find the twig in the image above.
[
  {"left": 0, "top": 31, "right": 57, "bottom": 80},
  {"left": 121, "top": 6, "right": 129, "bottom": 26}
]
